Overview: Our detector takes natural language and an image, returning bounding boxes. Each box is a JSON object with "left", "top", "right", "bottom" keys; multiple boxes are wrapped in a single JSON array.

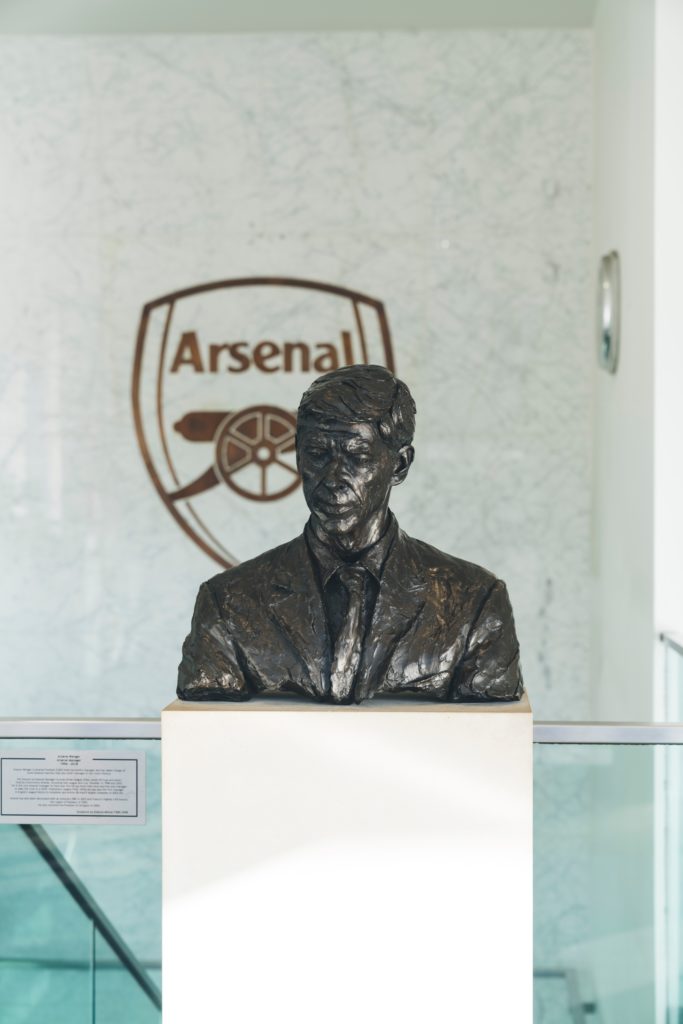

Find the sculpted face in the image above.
[{"left": 297, "top": 418, "right": 413, "bottom": 552}]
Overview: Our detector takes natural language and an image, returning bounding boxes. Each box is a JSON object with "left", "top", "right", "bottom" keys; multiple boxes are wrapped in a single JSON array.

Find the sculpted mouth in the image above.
[{"left": 314, "top": 496, "right": 356, "bottom": 515}]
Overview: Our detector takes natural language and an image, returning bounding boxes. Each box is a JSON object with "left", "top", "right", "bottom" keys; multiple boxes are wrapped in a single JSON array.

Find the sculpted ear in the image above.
[{"left": 392, "top": 445, "right": 414, "bottom": 486}]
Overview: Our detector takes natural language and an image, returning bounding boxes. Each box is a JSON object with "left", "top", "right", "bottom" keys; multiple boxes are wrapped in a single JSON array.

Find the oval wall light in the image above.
[{"left": 597, "top": 250, "right": 620, "bottom": 373}]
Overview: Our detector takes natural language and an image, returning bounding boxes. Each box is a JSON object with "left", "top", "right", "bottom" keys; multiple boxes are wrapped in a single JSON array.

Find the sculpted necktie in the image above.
[{"left": 329, "top": 565, "right": 367, "bottom": 703}]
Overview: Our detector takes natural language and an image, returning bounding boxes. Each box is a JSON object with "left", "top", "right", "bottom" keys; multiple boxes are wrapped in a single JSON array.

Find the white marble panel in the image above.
[{"left": 0, "top": 31, "right": 592, "bottom": 718}]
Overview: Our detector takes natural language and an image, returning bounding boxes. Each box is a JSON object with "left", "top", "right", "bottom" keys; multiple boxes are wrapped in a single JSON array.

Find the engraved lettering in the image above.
[
  {"left": 170, "top": 331, "right": 204, "bottom": 373},
  {"left": 229, "top": 342, "right": 250, "bottom": 373},
  {"left": 313, "top": 343, "right": 340, "bottom": 373},
  {"left": 169, "top": 334, "right": 349, "bottom": 373},
  {"left": 283, "top": 342, "right": 310, "bottom": 373},
  {"left": 253, "top": 341, "right": 279, "bottom": 373}
]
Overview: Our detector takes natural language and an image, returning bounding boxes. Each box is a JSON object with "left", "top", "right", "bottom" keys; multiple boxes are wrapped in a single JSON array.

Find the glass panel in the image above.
[
  {"left": 533, "top": 970, "right": 578, "bottom": 1023},
  {"left": 0, "top": 737, "right": 160, "bottom": 1022},
  {"left": 0, "top": 825, "right": 93, "bottom": 1024},
  {"left": 535, "top": 743, "right": 656, "bottom": 1023},
  {"left": 661, "top": 640, "right": 683, "bottom": 1019},
  {"left": 94, "top": 930, "right": 159, "bottom": 1024},
  {"left": 658, "top": 742, "right": 683, "bottom": 1023}
]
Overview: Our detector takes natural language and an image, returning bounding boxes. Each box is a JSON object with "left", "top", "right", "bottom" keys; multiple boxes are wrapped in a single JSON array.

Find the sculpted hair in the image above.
[{"left": 297, "top": 365, "right": 416, "bottom": 450}]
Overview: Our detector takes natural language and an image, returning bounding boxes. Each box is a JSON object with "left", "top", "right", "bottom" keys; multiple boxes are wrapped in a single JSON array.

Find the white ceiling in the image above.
[{"left": 0, "top": 0, "right": 597, "bottom": 33}]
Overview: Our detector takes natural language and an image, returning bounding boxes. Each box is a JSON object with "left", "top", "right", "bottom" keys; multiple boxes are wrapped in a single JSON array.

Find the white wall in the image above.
[
  {"left": 654, "top": 0, "right": 683, "bottom": 664},
  {"left": 593, "top": 0, "right": 683, "bottom": 719},
  {"left": 590, "top": 11, "right": 660, "bottom": 1020},
  {"left": 592, "top": 0, "right": 655, "bottom": 720}
]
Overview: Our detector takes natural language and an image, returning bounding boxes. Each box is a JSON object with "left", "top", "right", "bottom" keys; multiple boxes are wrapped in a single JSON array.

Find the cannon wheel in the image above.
[{"left": 214, "top": 405, "right": 300, "bottom": 502}]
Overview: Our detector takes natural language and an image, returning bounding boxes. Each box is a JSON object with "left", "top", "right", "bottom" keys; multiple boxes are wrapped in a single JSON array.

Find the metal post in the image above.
[{"left": 90, "top": 917, "right": 96, "bottom": 1024}]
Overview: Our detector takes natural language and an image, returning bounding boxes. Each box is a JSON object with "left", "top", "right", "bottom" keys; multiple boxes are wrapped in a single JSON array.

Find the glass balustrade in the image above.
[
  {"left": 0, "top": 823, "right": 94, "bottom": 1023},
  {"left": 2, "top": 717, "right": 683, "bottom": 1023},
  {"left": 660, "top": 634, "right": 683, "bottom": 1022},
  {"left": 0, "top": 735, "right": 160, "bottom": 1024},
  {"left": 93, "top": 928, "right": 159, "bottom": 1024},
  {"left": 534, "top": 742, "right": 661, "bottom": 1023}
]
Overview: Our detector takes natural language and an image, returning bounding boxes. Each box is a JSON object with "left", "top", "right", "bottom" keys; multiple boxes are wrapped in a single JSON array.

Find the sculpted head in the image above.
[{"left": 296, "top": 365, "right": 416, "bottom": 552}]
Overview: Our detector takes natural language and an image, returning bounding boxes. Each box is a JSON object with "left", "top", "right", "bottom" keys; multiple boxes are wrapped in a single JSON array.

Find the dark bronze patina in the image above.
[{"left": 177, "top": 365, "right": 523, "bottom": 703}]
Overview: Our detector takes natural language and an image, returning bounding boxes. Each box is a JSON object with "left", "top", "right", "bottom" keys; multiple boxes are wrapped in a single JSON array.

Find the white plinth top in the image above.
[{"left": 163, "top": 691, "right": 531, "bottom": 715}]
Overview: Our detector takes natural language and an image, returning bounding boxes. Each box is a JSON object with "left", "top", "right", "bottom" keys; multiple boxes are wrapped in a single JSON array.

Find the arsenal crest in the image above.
[{"left": 132, "top": 277, "right": 395, "bottom": 568}]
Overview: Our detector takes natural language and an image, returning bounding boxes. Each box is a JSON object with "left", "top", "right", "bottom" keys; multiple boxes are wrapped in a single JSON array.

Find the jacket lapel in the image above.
[
  {"left": 268, "top": 537, "right": 330, "bottom": 700},
  {"left": 354, "top": 532, "right": 429, "bottom": 702}
]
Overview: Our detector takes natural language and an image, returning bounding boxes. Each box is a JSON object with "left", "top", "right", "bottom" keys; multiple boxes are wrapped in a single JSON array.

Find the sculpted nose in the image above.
[{"left": 321, "top": 457, "right": 349, "bottom": 491}]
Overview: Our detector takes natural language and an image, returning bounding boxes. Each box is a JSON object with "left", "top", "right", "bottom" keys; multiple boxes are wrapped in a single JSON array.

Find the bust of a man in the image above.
[{"left": 177, "top": 365, "right": 523, "bottom": 703}]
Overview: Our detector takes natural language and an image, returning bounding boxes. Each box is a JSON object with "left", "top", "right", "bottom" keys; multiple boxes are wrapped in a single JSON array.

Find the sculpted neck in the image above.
[{"left": 310, "top": 500, "right": 391, "bottom": 558}]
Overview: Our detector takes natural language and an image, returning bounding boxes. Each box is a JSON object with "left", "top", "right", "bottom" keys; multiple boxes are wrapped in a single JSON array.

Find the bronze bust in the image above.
[{"left": 177, "top": 365, "right": 523, "bottom": 703}]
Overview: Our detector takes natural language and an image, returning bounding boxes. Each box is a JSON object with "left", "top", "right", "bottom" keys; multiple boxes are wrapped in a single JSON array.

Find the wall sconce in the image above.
[{"left": 597, "top": 250, "right": 620, "bottom": 373}]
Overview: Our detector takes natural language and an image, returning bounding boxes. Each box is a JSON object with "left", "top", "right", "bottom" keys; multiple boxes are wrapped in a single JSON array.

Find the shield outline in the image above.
[{"left": 132, "top": 275, "right": 395, "bottom": 569}]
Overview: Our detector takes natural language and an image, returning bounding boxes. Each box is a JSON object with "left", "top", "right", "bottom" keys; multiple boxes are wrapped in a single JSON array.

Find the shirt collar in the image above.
[{"left": 305, "top": 512, "right": 398, "bottom": 587}]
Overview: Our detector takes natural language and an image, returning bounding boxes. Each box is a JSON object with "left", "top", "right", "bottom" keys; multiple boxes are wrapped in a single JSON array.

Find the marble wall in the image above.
[{"left": 0, "top": 32, "right": 593, "bottom": 718}]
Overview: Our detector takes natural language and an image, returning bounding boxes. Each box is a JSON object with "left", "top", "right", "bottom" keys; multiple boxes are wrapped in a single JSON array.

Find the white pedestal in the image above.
[{"left": 162, "top": 696, "right": 533, "bottom": 1024}]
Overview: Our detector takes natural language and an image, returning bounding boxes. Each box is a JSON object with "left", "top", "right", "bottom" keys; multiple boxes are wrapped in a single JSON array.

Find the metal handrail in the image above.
[
  {"left": 4, "top": 715, "right": 683, "bottom": 743},
  {"left": 0, "top": 718, "right": 162, "bottom": 740},
  {"left": 534, "top": 722, "right": 683, "bottom": 744},
  {"left": 21, "top": 824, "right": 162, "bottom": 1011},
  {"left": 661, "top": 631, "right": 683, "bottom": 658}
]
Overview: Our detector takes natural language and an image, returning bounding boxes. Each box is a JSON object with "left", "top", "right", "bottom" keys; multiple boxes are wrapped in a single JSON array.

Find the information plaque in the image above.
[{"left": 0, "top": 750, "right": 146, "bottom": 825}]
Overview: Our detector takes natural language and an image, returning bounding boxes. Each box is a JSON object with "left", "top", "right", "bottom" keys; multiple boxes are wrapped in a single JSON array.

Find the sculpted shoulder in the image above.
[
  {"left": 203, "top": 535, "right": 305, "bottom": 604},
  {"left": 398, "top": 530, "right": 498, "bottom": 593}
]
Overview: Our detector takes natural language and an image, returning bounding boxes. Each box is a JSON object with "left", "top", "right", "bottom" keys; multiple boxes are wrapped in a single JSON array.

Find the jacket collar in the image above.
[{"left": 268, "top": 537, "right": 329, "bottom": 699}]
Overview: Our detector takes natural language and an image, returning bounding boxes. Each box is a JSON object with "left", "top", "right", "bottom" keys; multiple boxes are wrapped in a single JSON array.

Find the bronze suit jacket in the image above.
[{"left": 177, "top": 526, "right": 523, "bottom": 703}]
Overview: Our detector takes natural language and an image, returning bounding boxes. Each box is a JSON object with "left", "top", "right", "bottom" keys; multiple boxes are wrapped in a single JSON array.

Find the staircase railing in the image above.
[{"left": 20, "top": 823, "right": 162, "bottom": 1012}]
